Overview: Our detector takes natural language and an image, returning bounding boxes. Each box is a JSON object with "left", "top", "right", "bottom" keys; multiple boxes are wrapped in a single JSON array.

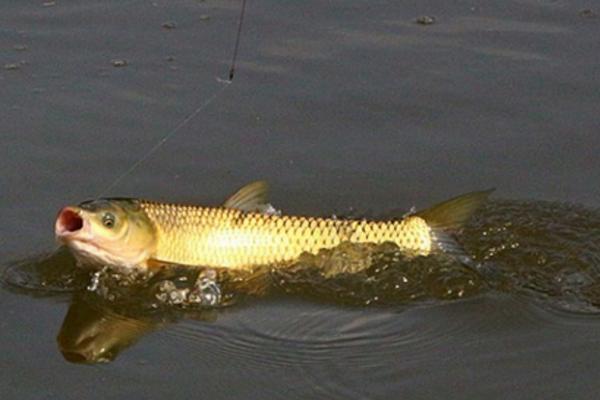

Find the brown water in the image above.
[{"left": 2, "top": 0, "right": 600, "bottom": 398}]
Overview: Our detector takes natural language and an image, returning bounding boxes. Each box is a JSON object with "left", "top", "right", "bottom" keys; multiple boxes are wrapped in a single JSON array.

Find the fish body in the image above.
[
  {"left": 139, "top": 201, "right": 432, "bottom": 269},
  {"left": 55, "top": 181, "right": 492, "bottom": 271}
]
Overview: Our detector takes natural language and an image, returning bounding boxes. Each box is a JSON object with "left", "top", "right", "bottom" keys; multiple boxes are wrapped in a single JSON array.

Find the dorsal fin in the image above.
[{"left": 223, "top": 180, "right": 270, "bottom": 212}]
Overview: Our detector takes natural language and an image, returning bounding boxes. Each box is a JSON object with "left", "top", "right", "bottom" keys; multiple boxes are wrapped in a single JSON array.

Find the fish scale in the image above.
[{"left": 139, "top": 201, "right": 433, "bottom": 270}]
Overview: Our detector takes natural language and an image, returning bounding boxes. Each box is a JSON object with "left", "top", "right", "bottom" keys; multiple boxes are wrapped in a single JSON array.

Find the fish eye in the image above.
[{"left": 102, "top": 212, "right": 116, "bottom": 228}]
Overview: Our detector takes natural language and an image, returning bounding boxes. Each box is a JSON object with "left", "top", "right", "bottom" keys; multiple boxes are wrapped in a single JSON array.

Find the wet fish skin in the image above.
[
  {"left": 139, "top": 201, "right": 433, "bottom": 269},
  {"left": 55, "top": 181, "right": 493, "bottom": 271}
]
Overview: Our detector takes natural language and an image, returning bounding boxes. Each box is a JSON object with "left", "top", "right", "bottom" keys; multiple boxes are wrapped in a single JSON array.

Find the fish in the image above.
[{"left": 55, "top": 181, "right": 493, "bottom": 271}]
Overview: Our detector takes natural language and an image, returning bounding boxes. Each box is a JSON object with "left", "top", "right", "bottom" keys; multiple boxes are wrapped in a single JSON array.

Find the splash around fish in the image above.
[{"left": 6, "top": 191, "right": 600, "bottom": 364}]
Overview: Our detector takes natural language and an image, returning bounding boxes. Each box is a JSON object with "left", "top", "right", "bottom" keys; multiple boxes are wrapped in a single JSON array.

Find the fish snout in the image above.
[{"left": 55, "top": 207, "right": 85, "bottom": 239}]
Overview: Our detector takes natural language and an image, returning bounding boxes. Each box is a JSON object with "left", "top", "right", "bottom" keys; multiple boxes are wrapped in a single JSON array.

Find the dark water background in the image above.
[{"left": 2, "top": 0, "right": 600, "bottom": 398}]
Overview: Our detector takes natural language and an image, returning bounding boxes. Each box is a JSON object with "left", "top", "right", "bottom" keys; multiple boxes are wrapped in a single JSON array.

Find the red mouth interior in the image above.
[{"left": 58, "top": 209, "right": 83, "bottom": 232}]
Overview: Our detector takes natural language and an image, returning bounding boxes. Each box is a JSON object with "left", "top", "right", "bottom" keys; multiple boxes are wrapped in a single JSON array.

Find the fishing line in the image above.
[
  {"left": 99, "top": 82, "right": 230, "bottom": 197},
  {"left": 228, "top": 0, "right": 248, "bottom": 81},
  {"left": 99, "top": 0, "right": 250, "bottom": 197}
]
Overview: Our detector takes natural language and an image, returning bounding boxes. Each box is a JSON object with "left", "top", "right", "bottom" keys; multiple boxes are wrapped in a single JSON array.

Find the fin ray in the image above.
[
  {"left": 223, "top": 180, "right": 270, "bottom": 212},
  {"left": 417, "top": 189, "right": 494, "bottom": 270},
  {"left": 416, "top": 189, "right": 494, "bottom": 231}
]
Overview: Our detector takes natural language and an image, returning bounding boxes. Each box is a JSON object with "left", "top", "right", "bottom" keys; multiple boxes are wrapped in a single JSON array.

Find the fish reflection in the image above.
[
  {"left": 57, "top": 296, "right": 157, "bottom": 363},
  {"left": 57, "top": 294, "right": 219, "bottom": 363},
  {"left": 1, "top": 249, "right": 266, "bottom": 363}
]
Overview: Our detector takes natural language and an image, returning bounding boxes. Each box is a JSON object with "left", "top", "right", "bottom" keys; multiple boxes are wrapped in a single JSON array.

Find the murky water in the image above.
[{"left": 2, "top": 0, "right": 600, "bottom": 398}]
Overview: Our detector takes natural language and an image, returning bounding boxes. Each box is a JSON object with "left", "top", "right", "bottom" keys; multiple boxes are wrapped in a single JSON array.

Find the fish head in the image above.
[{"left": 55, "top": 198, "right": 156, "bottom": 268}]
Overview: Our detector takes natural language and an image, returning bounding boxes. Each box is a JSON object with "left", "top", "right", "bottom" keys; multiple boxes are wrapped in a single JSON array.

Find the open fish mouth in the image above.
[{"left": 55, "top": 207, "right": 85, "bottom": 238}]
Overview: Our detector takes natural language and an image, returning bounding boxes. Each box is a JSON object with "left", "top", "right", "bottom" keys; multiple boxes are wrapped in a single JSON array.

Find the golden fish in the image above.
[{"left": 55, "top": 181, "right": 492, "bottom": 271}]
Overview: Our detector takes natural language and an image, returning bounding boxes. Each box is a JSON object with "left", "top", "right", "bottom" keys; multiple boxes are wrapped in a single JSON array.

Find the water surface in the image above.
[{"left": 2, "top": 0, "right": 600, "bottom": 398}]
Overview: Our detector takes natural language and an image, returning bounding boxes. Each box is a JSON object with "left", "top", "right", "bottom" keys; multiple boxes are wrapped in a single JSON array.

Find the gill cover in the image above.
[{"left": 77, "top": 198, "right": 157, "bottom": 268}]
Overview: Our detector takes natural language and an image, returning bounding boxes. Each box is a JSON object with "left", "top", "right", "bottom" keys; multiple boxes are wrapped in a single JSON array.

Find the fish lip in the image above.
[{"left": 55, "top": 207, "right": 89, "bottom": 241}]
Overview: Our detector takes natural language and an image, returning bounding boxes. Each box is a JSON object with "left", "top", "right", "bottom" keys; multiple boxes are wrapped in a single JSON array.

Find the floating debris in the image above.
[
  {"left": 579, "top": 9, "right": 596, "bottom": 18},
  {"left": 13, "top": 44, "right": 28, "bottom": 52},
  {"left": 165, "top": 55, "right": 175, "bottom": 62},
  {"left": 4, "top": 63, "right": 20, "bottom": 71},
  {"left": 416, "top": 15, "right": 436, "bottom": 25},
  {"left": 42, "top": 1, "right": 56, "bottom": 7},
  {"left": 111, "top": 59, "right": 128, "bottom": 67},
  {"left": 199, "top": 14, "right": 211, "bottom": 21},
  {"left": 162, "top": 21, "right": 177, "bottom": 30}
]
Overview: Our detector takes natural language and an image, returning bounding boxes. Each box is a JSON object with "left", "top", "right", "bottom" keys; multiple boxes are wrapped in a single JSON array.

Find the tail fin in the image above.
[
  {"left": 416, "top": 189, "right": 494, "bottom": 230},
  {"left": 416, "top": 189, "right": 494, "bottom": 263}
]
